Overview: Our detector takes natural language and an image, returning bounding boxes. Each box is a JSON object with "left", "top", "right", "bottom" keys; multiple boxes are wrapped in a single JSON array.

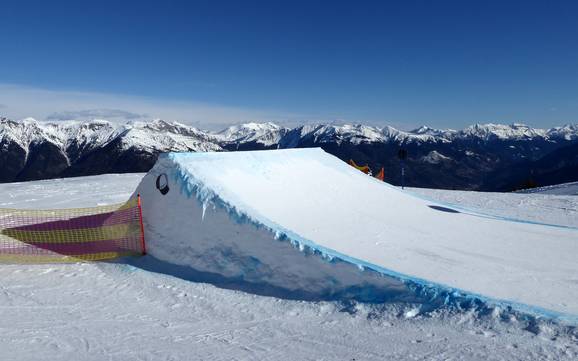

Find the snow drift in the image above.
[{"left": 135, "top": 148, "right": 578, "bottom": 322}]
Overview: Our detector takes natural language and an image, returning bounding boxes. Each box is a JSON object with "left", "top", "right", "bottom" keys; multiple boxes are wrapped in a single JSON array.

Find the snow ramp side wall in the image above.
[{"left": 135, "top": 153, "right": 412, "bottom": 302}]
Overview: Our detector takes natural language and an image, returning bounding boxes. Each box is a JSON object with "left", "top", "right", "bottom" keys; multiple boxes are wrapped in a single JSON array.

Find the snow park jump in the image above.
[
  {"left": 132, "top": 148, "right": 578, "bottom": 324},
  {"left": 0, "top": 148, "right": 576, "bottom": 324}
]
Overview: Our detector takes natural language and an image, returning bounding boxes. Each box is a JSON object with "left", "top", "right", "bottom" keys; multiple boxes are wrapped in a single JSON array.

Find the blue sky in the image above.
[{"left": 1, "top": 0, "right": 577, "bottom": 130}]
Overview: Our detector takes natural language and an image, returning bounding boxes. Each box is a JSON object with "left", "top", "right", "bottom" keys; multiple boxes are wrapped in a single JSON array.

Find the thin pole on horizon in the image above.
[{"left": 398, "top": 147, "right": 408, "bottom": 190}]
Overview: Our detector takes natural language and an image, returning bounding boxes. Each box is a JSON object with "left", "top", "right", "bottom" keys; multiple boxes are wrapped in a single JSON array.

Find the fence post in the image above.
[{"left": 137, "top": 194, "right": 147, "bottom": 255}]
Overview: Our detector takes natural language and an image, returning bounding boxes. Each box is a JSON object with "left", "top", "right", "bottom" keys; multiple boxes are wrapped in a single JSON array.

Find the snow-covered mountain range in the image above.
[
  {"left": 1, "top": 116, "right": 577, "bottom": 190},
  {"left": 0, "top": 117, "right": 221, "bottom": 155}
]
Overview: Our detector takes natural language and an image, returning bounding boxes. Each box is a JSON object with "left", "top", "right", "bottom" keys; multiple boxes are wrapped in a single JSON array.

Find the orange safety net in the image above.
[
  {"left": 348, "top": 159, "right": 370, "bottom": 174},
  {"left": 0, "top": 197, "right": 146, "bottom": 263}
]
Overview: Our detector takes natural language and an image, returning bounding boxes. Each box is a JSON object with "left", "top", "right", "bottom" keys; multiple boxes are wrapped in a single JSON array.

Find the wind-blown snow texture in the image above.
[
  {"left": 2, "top": 174, "right": 578, "bottom": 360},
  {"left": 136, "top": 148, "right": 578, "bottom": 324}
]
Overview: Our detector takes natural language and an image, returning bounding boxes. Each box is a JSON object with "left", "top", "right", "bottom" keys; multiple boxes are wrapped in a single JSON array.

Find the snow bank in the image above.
[
  {"left": 135, "top": 148, "right": 578, "bottom": 322},
  {"left": 135, "top": 154, "right": 409, "bottom": 301}
]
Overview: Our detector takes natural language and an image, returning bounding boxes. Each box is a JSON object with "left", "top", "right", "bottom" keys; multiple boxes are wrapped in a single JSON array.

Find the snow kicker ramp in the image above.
[{"left": 136, "top": 148, "right": 578, "bottom": 322}]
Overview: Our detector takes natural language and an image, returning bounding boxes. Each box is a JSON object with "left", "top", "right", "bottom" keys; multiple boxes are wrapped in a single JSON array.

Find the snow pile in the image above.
[
  {"left": 136, "top": 154, "right": 407, "bottom": 301},
  {"left": 135, "top": 148, "right": 578, "bottom": 322}
]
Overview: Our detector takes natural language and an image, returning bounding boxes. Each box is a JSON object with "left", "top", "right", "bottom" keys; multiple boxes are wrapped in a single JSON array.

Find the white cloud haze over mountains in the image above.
[
  {"left": 2, "top": 83, "right": 575, "bottom": 132},
  {"left": 0, "top": 83, "right": 307, "bottom": 130},
  {"left": 46, "top": 109, "right": 148, "bottom": 121}
]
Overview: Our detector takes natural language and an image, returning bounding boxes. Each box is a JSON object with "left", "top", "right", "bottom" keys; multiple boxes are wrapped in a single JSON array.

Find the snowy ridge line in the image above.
[
  {"left": 161, "top": 153, "right": 578, "bottom": 325},
  {"left": 402, "top": 186, "right": 578, "bottom": 231},
  {"left": 3, "top": 117, "right": 578, "bottom": 192},
  {"left": 3, "top": 117, "right": 578, "bottom": 150}
]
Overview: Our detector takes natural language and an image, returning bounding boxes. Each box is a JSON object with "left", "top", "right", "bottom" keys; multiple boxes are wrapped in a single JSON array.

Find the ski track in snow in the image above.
[{"left": 0, "top": 174, "right": 577, "bottom": 360}]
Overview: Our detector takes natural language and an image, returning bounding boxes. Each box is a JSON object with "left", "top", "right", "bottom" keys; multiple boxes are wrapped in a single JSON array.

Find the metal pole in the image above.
[
  {"left": 137, "top": 194, "right": 147, "bottom": 255},
  {"left": 401, "top": 160, "right": 405, "bottom": 190},
  {"left": 398, "top": 147, "right": 407, "bottom": 190}
]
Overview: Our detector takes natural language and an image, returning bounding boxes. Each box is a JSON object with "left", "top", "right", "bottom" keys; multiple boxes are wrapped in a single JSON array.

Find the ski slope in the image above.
[
  {"left": 517, "top": 181, "right": 578, "bottom": 196},
  {"left": 410, "top": 186, "right": 578, "bottom": 228},
  {"left": 1, "top": 173, "right": 578, "bottom": 360}
]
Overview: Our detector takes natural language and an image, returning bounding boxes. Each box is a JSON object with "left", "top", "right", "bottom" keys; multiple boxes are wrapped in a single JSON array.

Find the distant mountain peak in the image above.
[
  {"left": 409, "top": 125, "right": 452, "bottom": 137},
  {"left": 216, "top": 122, "right": 288, "bottom": 146}
]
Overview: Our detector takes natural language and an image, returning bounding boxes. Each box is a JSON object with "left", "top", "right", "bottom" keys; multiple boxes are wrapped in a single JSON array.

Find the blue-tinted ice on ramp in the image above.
[{"left": 135, "top": 148, "right": 578, "bottom": 323}]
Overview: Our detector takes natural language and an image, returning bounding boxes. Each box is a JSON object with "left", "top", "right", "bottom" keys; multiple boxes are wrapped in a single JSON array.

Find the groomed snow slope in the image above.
[
  {"left": 518, "top": 181, "right": 578, "bottom": 196},
  {"left": 136, "top": 148, "right": 578, "bottom": 321},
  {"left": 2, "top": 174, "right": 578, "bottom": 360}
]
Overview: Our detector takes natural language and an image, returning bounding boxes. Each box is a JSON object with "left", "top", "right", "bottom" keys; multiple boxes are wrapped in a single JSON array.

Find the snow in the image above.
[
  {"left": 1, "top": 172, "right": 578, "bottom": 360},
  {"left": 216, "top": 122, "right": 288, "bottom": 146},
  {"left": 136, "top": 148, "right": 578, "bottom": 321},
  {"left": 459, "top": 123, "right": 547, "bottom": 141},
  {"left": 545, "top": 124, "right": 578, "bottom": 141},
  {"left": 411, "top": 125, "right": 456, "bottom": 137},
  {"left": 137, "top": 157, "right": 410, "bottom": 301},
  {"left": 283, "top": 124, "right": 443, "bottom": 145},
  {"left": 410, "top": 187, "right": 578, "bottom": 228},
  {"left": 2, "top": 117, "right": 578, "bottom": 158},
  {"left": 0, "top": 118, "right": 222, "bottom": 156},
  {"left": 516, "top": 181, "right": 578, "bottom": 196},
  {"left": 0, "top": 174, "right": 145, "bottom": 208},
  {"left": 4, "top": 262, "right": 577, "bottom": 361},
  {"left": 420, "top": 150, "right": 453, "bottom": 164},
  {"left": 273, "top": 121, "right": 578, "bottom": 146}
]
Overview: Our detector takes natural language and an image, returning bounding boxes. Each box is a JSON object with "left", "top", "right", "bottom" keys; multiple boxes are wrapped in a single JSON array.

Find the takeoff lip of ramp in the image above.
[{"left": 135, "top": 148, "right": 578, "bottom": 322}]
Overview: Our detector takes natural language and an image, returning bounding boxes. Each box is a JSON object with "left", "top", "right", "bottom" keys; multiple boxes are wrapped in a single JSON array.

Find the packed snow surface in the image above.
[
  {"left": 516, "top": 181, "right": 578, "bottom": 196},
  {"left": 410, "top": 186, "right": 578, "bottom": 227},
  {"left": 137, "top": 148, "right": 578, "bottom": 321},
  {"left": 1, "top": 173, "right": 578, "bottom": 360}
]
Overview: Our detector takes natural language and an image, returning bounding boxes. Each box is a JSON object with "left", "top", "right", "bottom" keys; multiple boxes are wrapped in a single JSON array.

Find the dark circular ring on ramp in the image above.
[
  {"left": 156, "top": 173, "right": 170, "bottom": 195},
  {"left": 428, "top": 205, "right": 460, "bottom": 213}
]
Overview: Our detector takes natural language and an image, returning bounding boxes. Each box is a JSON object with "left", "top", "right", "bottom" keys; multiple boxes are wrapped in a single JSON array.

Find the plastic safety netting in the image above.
[{"left": 0, "top": 197, "right": 145, "bottom": 263}]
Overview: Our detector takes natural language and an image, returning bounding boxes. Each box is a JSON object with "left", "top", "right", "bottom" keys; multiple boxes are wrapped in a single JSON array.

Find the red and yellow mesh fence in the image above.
[{"left": 0, "top": 196, "right": 146, "bottom": 263}]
